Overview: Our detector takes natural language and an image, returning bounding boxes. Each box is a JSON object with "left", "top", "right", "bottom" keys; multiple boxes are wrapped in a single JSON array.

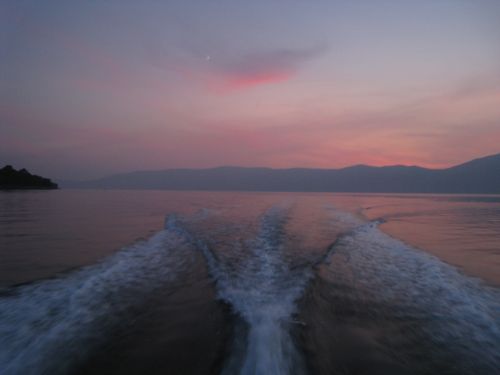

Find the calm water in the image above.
[{"left": 0, "top": 190, "right": 499, "bottom": 374}]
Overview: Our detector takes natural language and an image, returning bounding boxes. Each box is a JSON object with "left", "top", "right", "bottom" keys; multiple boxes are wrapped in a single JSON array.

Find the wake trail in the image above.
[
  {"left": 319, "top": 208, "right": 500, "bottom": 374},
  {"left": 0, "top": 216, "right": 197, "bottom": 375},
  {"left": 196, "top": 206, "right": 310, "bottom": 375}
]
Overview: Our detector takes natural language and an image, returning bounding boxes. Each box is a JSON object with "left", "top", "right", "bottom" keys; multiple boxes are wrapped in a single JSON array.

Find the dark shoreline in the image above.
[{"left": 0, "top": 165, "right": 58, "bottom": 190}]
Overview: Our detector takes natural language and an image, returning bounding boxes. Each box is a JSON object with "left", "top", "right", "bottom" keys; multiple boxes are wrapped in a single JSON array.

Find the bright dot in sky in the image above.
[{"left": 205, "top": 55, "right": 211, "bottom": 61}]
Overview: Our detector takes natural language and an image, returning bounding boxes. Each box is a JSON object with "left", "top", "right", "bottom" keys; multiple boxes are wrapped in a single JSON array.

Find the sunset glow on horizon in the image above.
[{"left": 1, "top": 1, "right": 500, "bottom": 180}]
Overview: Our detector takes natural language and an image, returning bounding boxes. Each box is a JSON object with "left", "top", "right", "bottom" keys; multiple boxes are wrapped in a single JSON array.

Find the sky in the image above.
[{"left": 1, "top": 0, "right": 500, "bottom": 180}]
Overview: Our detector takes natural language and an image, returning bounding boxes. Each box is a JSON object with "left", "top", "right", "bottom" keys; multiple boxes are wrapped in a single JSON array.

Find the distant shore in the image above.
[{"left": 0, "top": 165, "right": 58, "bottom": 190}]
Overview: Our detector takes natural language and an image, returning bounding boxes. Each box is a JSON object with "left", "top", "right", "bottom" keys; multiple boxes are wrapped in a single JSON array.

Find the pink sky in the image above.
[{"left": 1, "top": 1, "right": 500, "bottom": 179}]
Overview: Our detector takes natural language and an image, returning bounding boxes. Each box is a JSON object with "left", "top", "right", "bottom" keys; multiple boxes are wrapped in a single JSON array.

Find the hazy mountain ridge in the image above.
[{"left": 61, "top": 153, "right": 500, "bottom": 193}]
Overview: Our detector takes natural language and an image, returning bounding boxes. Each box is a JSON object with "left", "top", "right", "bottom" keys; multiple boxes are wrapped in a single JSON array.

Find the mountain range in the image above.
[{"left": 61, "top": 153, "right": 500, "bottom": 194}]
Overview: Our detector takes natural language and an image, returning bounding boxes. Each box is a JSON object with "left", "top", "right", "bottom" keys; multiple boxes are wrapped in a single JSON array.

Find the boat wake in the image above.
[
  {"left": 1, "top": 204, "right": 499, "bottom": 375},
  {"left": 0, "top": 218, "right": 197, "bottom": 375},
  {"left": 197, "top": 206, "right": 310, "bottom": 375},
  {"left": 316, "top": 212, "right": 500, "bottom": 374}
]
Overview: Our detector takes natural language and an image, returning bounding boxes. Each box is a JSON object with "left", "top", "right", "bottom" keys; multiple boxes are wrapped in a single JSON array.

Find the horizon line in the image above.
[{"left": 59, "top": 151, "right": 500, "bottom": 182}]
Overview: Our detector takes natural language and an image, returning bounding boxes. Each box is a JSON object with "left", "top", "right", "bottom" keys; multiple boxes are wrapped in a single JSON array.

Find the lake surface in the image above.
[{"left": 0, "top": 190, "right": 499, "bottom": 374}]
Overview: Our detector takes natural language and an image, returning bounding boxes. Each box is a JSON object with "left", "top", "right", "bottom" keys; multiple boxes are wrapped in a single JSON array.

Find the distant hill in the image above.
[
  {"left": 61, "top": 153, "right": 500, "bottom": 194},
  {"left": 0, "top": 166, "right": 58, "bottom": 190}
]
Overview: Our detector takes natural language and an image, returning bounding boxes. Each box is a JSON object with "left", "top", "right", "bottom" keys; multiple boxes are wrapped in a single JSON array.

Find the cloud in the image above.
[
  {"left": 43, "top": 30, "right": 327, "bottom": 96},
  {"left": 205, "top": 45, "right": 326, "bottom": 93},
  {"left": 218, "top": 69, "right": 293, "bottom": 91}
]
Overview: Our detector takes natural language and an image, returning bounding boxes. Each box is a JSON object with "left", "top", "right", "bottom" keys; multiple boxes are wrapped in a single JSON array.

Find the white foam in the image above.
[
  {"left": 0, "top": 216, "right": 195, "bottom": 375},
  {"left": 325, "top": 219, "right": 500, "bottom": 372},
  {"left": 199, "top": 207, "right": 309, "bottom": 375},
  {"left": 324, "top": 204, "right": 366, "bottom": 231}
]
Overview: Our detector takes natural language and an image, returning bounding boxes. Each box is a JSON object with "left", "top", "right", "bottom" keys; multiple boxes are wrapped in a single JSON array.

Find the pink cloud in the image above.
[
  {"left": 219, "top": 69, "right": 293, "bottom": 91},
  {"left": 52, "top": 38, "right": 326, "bottom": 96},
  {"left": 188, "top": 46, "right": 326, "bottom": 94}
]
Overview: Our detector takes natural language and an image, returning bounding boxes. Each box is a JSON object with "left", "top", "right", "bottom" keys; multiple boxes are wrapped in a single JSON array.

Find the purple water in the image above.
[{"left": 1, "top": 190, "right": 499, "bottom": 374}]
